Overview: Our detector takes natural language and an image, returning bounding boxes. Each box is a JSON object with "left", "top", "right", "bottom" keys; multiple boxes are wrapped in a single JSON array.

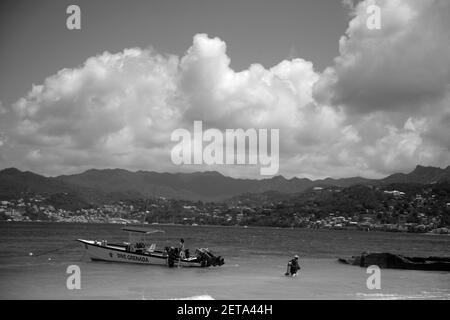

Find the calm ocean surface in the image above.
[{"left": 0, "top": 222, "right": 449, "bottom": 299}]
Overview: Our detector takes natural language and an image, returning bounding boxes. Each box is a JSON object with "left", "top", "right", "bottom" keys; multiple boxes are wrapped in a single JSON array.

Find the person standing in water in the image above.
[{"left": 286, "top": 255, "right": 301, "bottom": 276}]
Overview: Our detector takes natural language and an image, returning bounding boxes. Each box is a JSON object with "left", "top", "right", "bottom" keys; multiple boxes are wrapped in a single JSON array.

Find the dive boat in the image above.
[{"left": 77, "top": 226, "right": 224, "bottom": 268}]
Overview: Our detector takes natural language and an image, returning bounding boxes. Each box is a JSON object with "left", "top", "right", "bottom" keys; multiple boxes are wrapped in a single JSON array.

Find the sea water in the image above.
[{"left": 0, "top": 222, "right": 449, "bottom": 299}]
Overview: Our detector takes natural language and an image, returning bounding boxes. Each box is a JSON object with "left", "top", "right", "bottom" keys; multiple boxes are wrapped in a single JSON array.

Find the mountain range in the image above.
[{"left": 1, "top": 165, "right": 450, "bottom": 203}]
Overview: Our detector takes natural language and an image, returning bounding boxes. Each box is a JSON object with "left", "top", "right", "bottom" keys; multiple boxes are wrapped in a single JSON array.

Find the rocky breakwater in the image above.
[{"left": 338, "top": 252, "right": 450, "bottom": 271}]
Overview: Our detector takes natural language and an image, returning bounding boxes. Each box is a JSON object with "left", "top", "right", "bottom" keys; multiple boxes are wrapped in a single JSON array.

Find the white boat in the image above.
[{"left": 77, "top": 226, "right": 224, "bottom": 268}]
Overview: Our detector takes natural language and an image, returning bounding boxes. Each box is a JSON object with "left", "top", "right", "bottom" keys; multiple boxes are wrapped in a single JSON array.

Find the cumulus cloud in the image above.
[
  {"left": 1, "top": 0, "right": 449, "bottom": 179},
  {"left": 0, "top": 48, "right": 183, "bottom": 175},
  {"left": 311, "top": 0, "right": 450, "bottom": 175},
  {"left": 314, "top": 0, "right": 450, "bottom": 114},
  {"left": 1, "top": 34, "right": 339, "bottom": 178}
]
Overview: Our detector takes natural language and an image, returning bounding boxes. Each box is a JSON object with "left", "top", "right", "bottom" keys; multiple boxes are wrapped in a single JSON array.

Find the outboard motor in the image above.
[{"left": 195, "top": 248, "right": 225, "bottom": 267}]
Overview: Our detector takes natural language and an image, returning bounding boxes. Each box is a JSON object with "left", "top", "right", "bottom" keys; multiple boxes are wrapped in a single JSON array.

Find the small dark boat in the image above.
[{"left": 338, "top": 252, "right": 450, "bottom": 271}]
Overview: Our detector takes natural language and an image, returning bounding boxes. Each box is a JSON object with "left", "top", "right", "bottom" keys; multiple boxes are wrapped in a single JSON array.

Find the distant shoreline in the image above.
[{"left": 2, "top": 220, "right": 449, "bottom": 236}]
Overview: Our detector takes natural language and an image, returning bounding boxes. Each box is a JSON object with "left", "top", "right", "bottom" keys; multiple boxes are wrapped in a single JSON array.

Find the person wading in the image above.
[{"left": 285, "top": 255, "right": 301, "bottom": 276}]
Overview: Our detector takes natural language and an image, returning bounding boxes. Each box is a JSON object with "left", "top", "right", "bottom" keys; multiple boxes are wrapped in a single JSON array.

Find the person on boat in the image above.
[
  {"left": 179, "top": 238, "right": 185, "bottom": 259},
  {"left": 286, "top": 255, "right": 301, "bottom": 276}
]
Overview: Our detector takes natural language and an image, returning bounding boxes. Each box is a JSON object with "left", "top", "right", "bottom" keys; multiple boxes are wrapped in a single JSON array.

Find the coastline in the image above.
[{"left": 2, "top": 220, "right": 449, "bottom": 236}]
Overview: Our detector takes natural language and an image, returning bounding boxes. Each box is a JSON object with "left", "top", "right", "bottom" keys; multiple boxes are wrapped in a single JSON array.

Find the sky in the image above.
[
  {"left": 0, "top": 0, "right": 348, "bottom": 106},
  {"left": 0, "top": 0, "right": 449, "bottom": 179}
]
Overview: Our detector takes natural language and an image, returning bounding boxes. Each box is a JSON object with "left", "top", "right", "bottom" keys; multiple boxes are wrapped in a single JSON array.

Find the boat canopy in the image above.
[{"left": 121, "top": 226, "right": 165, "bottom": 234}]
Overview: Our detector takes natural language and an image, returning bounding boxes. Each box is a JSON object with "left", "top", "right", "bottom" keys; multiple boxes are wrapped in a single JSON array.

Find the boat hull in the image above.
[{"left": 77, "top": 239, "right": 203, "bottom": 267}]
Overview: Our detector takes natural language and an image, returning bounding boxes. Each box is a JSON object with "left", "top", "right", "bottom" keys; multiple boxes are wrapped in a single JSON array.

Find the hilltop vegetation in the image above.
[{"left": 1, "top": 166, "right": 450, "bottom": 232}]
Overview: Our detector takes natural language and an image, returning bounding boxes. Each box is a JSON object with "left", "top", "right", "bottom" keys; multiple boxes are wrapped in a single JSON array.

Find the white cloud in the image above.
[
  {"left": 1, "top": 34, "right": 340, "bottom": 178},
  {"left": 311, "top": 0, "right": 450, "bottom": 175},
  {"left": 1, "top": 1, "right": 450, "bottom": 179},
  {"left": 314, "top": 0, "right": 450, "bottom": 114}
]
